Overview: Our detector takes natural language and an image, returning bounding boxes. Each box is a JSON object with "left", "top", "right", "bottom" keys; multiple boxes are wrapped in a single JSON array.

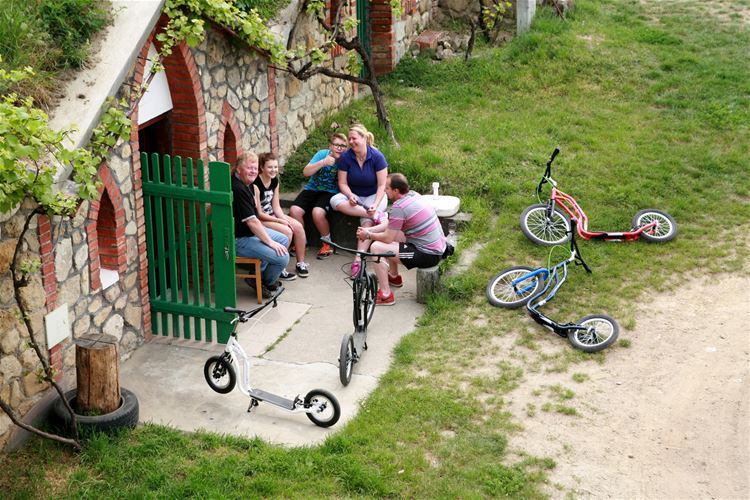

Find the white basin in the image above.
[{"left": 422, "top": 194, "right": 461, "bottom": 217}]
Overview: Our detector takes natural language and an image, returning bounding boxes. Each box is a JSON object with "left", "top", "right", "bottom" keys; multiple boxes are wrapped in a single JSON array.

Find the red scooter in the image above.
[{"left": 520, "top": 148, "right": 677, "bottom": 245}]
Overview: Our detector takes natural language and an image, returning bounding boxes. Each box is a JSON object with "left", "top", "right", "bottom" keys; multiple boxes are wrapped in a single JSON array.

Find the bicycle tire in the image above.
[
  {"left": 339, "top": 334, "right": 354, "bottom": 386},
  {"left": 520, "top": 203, "right": 571, "bottom": 246},
  {"left": 632, "top": 209, "right": 677, "bottom": 243},
  {"left": 567, "top": 314, "right": 620, "bottom": 353},
  {"left": 486, "top": 266, "right": 543, "bottom": 308}
]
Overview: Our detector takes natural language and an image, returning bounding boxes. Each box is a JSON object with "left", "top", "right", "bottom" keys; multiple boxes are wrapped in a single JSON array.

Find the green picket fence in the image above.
[{"left": 141, "top": 153, "right": 237, "bottom": 344}]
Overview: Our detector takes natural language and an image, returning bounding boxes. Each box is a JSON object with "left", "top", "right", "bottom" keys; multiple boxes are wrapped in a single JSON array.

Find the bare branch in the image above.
[{"left": 0, "top": 399, "right": 80, "bottom": 451}]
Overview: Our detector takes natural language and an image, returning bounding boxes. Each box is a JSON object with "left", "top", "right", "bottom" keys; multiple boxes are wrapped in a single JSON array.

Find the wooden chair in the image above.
[{"left": 236, "top": 257, "right": 262, "bottom": 303}]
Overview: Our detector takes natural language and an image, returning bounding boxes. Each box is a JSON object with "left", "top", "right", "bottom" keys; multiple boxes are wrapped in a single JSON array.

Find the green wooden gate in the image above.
[
  {"left": 356, "top": 0, "right": 370, "bottom": 77},
  {"left": 141, "top": 153, "right": 237, "bottom": 344}
]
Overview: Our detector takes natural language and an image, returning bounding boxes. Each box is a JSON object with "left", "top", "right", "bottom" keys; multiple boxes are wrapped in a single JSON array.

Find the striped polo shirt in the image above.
[{"left": 388, "top": 191, "right": 446, "bottom": 256}]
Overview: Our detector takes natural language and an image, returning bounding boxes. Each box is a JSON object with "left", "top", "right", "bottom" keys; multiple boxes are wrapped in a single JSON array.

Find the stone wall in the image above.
[
  {"left": 197, "top": 30, "right": 273, "bottom": 158},
  {"left": 0, "top": 138, "right": 147, "bottom": 450},
  {"left": 394, "top": 0, "right": 434, "bottom": 63},
  {"left": 372, "top": 0, "right": 435, "bottom": 75}
]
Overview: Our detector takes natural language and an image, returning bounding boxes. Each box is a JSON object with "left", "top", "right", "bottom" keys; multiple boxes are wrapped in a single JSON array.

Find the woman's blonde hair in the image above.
[{"left": 348, "top": 124, "right": 375, "bottom": 147}]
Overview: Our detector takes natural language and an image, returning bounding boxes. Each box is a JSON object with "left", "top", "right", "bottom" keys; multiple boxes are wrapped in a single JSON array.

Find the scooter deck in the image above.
[{"left": 249, "top": 388, "right": 296, "bottom": 410}]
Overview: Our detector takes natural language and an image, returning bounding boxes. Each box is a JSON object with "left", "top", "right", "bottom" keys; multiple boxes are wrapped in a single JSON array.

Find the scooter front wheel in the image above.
[
  {"left": 304, "top": 389, "right": 341, "bottom": 427},
  {"left": 520, "top": 204, "right": 571, "bottom": 246},
  {"left": 486, "top": 266, "right": 542, "bottom": 308},
  {"left": 204, "top": 355, "right": 236, "bottom": 394},
  {"left": 339, "top": 334, "right": 355, "bottom": 386},
  {"left": 568, "top": 314, "right": 620, "bottom": 353}
]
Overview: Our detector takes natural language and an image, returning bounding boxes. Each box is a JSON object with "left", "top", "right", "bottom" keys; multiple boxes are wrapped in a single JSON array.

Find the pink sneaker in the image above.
[{"left": 350, "top": 260, "right": 361, "bottom": 279}]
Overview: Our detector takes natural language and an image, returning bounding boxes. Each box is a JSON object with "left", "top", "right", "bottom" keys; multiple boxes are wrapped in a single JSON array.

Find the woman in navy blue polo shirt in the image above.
[{"left": 329, "top": 124, "right": 388, "bottom": 277}]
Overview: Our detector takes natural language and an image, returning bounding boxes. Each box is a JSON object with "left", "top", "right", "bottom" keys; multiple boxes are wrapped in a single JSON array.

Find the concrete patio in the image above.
[{"left": 120, "top": 251, "right": 424, "bottom": 446}]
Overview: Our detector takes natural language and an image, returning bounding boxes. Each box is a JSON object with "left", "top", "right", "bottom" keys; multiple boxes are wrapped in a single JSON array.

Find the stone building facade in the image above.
[{"left": 0, "top": 1, "right": 435, "bottom": 450}]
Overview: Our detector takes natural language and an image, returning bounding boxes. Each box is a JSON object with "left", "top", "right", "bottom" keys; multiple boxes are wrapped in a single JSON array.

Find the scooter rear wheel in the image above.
[
  {"left": 339, "top": 334, "right": 355, "bottom": 386},
  {"left": 632, "top": 209, "right": 677, "bottom": 242},
  {"left": 304, "top": 389, "right": 341, "bottom": 427},
  {"left": 568, "top": 314, "right": 620, "bottom": 353}
]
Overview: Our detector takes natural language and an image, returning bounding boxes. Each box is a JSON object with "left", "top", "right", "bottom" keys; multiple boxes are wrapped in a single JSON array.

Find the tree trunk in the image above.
[
  {"left": 75, "top": 334, "right": 120, "bottom": 414},
  {"left": 2, "top": 207, "right": 81, "bottom": 448},
  {"left": 466, "top": 20, "right": 477, "bottom": 61},
  {"left": 366, "top": 78, "right": 399, "bottom": 147}
]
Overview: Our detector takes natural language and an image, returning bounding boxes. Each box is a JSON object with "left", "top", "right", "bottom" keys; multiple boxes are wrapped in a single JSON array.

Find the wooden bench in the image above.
[{"left": 236, "top": 257, "right": 262, "bottom": 303}]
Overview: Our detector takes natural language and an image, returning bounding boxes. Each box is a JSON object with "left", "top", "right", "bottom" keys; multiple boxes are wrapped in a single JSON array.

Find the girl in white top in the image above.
[{"left": 253, "top": 153, "right": 309, "bottom": 278}]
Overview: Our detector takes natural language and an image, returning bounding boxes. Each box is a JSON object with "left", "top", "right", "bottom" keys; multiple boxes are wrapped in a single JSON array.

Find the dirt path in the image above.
[{"left": 506, "top": 274, "right": 750, "bottom": 498}]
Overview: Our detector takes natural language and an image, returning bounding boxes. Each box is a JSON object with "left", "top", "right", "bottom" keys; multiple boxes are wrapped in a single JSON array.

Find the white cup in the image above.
[{"left": 432, "top": 182, "right": 440, "bottom": 198}]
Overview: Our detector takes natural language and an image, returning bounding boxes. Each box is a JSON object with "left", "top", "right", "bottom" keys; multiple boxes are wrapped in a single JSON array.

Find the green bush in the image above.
[
  {"left": 0, "top": 0, "right": 53, "bottom": 71},
  {"left": 0, "top": 0, "right": 110, "bottom": 105},
  {"left": 40, "top": 0, "right": 110, "bottom": 69},
  {"left": 236, "top": 0, "right": 292, "bottom": 20}
]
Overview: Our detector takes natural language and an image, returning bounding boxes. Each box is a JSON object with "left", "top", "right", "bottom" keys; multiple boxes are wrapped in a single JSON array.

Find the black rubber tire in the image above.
[
  {"left": 568, "top": 314, "right": 620, "bottom": 353},
  {"left": 520, "top": 203, "right": 571, "bottom": 246},
  {"left": 486, "top": 266, "right": 543, "bottom": 308},
  {"left": 632, "top": 209, "right": 677, "bottom": 243},
  {"left": 304, "top": 389, "right": 341, "bottom": 428},
  {"left": 52, "top": 388, "right": 139, "bottom": 435},
  {"left": 364, "top": 272, "right": 378, "bottom": 327},
  {"left": 339, "top": 334, "right": 354, "bottom": 386},
  {"left": 204, "top": 355, "right": 236, "bottom": 394}
]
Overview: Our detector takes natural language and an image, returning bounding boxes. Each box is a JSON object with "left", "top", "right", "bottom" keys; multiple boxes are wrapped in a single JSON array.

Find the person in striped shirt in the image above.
[{"left": 356, "top": 173, "right": 448, "bottom": 306}]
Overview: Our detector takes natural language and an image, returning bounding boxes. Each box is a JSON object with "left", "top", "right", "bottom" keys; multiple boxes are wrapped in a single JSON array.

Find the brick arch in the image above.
[
  {"left": 217, "top": 100, "right": 244, "bottom": 168},
  {"left": 131, "top": 17, "right": 207, "bottom": 160},
  {"left": 87, "top": 163, "right": 127, "bottom": 291},
  {"left": 160, "top": 40, "right": 208, "bottom": 159}
]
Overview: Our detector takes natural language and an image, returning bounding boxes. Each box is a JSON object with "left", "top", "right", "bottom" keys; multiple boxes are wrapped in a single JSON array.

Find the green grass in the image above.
[
  {"left": 3, "top": 0, "right": 749, "bottom": 497},
  {"left": 0, "top": 0, "right": 110, "bottom": 107},
  {"left": 236, "top": 0, "right": 293, "bottom": 21}
]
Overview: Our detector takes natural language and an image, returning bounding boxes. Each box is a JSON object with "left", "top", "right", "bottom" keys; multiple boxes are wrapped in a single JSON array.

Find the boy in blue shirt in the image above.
[{"left": 289, "top": 133, "right": 347, "bottom": 259}]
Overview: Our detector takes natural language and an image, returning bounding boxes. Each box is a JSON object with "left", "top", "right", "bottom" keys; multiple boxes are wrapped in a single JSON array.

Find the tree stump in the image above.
[
  {"left": 416, "top": 265, "right": 441, "bottom": 304},
  {"left": 75, "top": 333, "right": 120, "bottom": 414}
]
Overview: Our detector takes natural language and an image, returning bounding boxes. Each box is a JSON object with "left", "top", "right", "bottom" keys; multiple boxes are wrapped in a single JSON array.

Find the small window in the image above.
[{"left": 97, "top": 191, "right": 120, "bottom": 289}]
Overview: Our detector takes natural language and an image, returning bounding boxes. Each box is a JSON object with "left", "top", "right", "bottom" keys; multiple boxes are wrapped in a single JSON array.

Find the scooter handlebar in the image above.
[
  {"left": 548, "top": 147, "right": 560, "bottom": 167},
  {"left": 224, "top": 286, "right": 285, "bottom": 322},
  {"left": 568, "top": 220, "right": 592, "bottom": 273},
  {"left": 537, "top": 147, "right": 560, "bottom": 196}
]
